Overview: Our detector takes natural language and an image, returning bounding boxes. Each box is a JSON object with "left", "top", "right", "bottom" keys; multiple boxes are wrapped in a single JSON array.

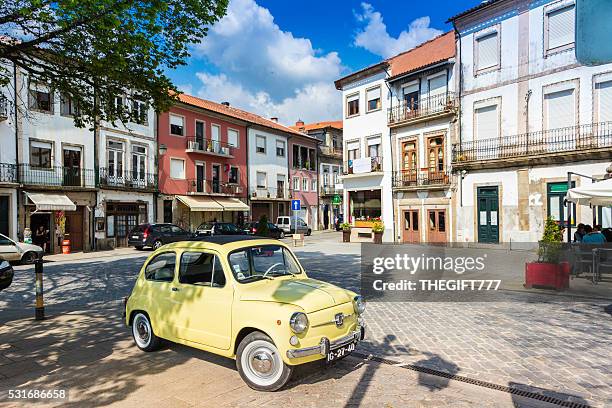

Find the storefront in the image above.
[{"left": 175, "top": 195, "right": 249, "bottom": 231}]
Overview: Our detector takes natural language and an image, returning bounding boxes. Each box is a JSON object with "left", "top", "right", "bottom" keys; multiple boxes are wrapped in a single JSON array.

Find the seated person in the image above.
[{"left": 582, "top": 225, "right": 607, "bottom": 244}]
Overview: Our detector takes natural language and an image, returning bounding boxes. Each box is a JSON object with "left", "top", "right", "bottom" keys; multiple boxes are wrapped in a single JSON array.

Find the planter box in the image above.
[
  {"left": 524, "top": 262, "right": 569, "bottom": 290},
  {"left": 373, "top": 231, "right": 383, "bottom": 244},
  {"left": 354, "top": 220, "right": 376, "bottom": 228},
  {"left": 342, "top": 230, "right": 351, "bottom": 242}
]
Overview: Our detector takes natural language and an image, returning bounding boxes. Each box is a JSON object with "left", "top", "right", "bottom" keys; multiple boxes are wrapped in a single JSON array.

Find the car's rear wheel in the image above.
[
  {"left": 236, "top": 332, "right": 292, "bottom": 391},
  {"left": 306, "top": 229, "right": 312, "bottom": 236},
  {"left": 279, "top": 231, "right": 285, "bottom": 239},
  {"left": 152, "top": 240, "right": 163, "bottom": 250},
  {"left": 132, "top": 312, "right": 161, "bottom": 352},
  {"left": 21, "top": 252, "right": 37, "bottom": 265}
]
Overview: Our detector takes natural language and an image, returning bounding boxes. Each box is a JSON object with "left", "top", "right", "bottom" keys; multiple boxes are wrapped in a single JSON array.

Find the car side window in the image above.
[
  {"left": 144, "top": 252, "right": 176, "bottom": 282},
  {"left": 0, "top": 237, "right": 13, "bottom": 246},
  {"left": 160, "top": 225, "right": 171, "bottom": 233},
  {"left": 171, "top": 226, "right": 184, "bottom": 233},
  {"left": 179, "top": 252, "right": 226, "bottom": 287}
]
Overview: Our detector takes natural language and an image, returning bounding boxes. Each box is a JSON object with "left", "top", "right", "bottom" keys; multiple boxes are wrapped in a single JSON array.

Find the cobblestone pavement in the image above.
[
  {"left": 1, "top": 233, "right": 611, "bottom": 407},
  {"left": 0, "top": 308, "right": 562, "bottom": 408}
]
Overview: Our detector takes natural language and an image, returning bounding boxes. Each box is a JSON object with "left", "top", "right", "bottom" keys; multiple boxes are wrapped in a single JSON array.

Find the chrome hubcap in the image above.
[
  {"left": 133, "top": 315, "right": 151, "bottom": 347},
  {"left": 251, "top": 351, "right": 273, "bottom": 374}
]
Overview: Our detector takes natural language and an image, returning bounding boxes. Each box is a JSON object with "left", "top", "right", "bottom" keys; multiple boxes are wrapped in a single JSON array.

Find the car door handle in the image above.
[{"left": 171, "top": 287, "right": 180, "bottom": 292}]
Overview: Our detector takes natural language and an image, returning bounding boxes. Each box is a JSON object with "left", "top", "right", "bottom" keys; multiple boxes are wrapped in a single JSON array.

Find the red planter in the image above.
[{"left": 524, "top": 262, "right": 569, "bottom": 290}]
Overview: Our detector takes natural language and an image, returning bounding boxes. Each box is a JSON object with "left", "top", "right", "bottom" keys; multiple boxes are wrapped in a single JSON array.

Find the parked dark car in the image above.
[
  {"left": 0, "top": 260, "right": 14, "bottom": 291},
  {"left": 243, "top": 222, "right": 285, "bottom": 239},
  {"left": 194, "top": 222, "right": 246, "bottom": 237},
  {"left": 128, "top": 223, "right": 193, "bottom": 250}
]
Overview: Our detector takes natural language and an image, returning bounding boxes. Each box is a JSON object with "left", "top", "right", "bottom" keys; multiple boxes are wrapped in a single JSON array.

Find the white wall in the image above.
[{"left": 247, "top": 127, "right": 289, "bottom": 196}]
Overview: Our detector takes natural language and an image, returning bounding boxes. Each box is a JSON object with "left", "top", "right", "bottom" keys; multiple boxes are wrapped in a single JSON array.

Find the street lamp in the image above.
[{"left": 158, "top": 144, "right": 167, "bottom": 156}]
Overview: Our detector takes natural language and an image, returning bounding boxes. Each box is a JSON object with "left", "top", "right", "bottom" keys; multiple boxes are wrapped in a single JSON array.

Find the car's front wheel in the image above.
[
  {"left": 132, "top": 312, "right": 161, "bottom": 352},
  {"left": 236, "top": 332, "right": 293, "bottom": 391},
  {"left": 152, "top": 240, "right": 163, "bottom": 250},
  {"left": 21, "top": 252, "right": 37, "bottom": 265}
]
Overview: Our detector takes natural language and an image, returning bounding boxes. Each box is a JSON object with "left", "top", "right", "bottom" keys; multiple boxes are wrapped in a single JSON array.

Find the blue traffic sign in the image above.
[{"left": 291, "top": 199, "right": 301, "bottom": 211}]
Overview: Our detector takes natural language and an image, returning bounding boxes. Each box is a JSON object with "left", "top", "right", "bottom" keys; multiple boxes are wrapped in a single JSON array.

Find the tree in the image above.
[{"left": 0, "top": 0, "right": 228, "bottom": 128}]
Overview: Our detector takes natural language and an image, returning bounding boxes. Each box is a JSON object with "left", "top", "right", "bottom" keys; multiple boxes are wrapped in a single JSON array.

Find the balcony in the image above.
[
  {"left": 387, "top": 92, "right": 457, "bottom": 127},
  {"left": 187, "top": 179, "right": 243, "bottom": 196},
  {"left": 0, "top": 95, "right": 9, "bottom": 122},
  {"left": 320, "top": 185, "right": 342, "bottom": 196},
  {"left": 392, "top": 169, "right": 451, "bottom": 189},
  {"left": 249, "top": 186, "right": 289, "bottom": 200},
  {"left": 0, "top": 163, "right": 17, "bottom": 184},
  {"left": 99, "top": 168, "right": 157, "bottom": 191},
  {"left": 452, "top": 122, "right": 612, "bottom": 169},
  {"left": 319, "top": 145, "right": 343, "bottom": 159},
  {"left": 18, "top": 164, "right": 96, "bottom": 189},
  {"left": 185, "top": 137, "right": 235, "bottom": 158},
  {"left": 343, "top": 156, "right": 383, "bottom": 175}
]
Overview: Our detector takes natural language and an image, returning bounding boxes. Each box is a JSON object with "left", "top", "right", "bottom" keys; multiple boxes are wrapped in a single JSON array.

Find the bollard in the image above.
[{"left": 34, "top": 259, "right": 44, "bottom": 320}]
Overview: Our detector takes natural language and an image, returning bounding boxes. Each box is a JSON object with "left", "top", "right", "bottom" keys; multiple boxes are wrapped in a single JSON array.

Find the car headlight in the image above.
[
  {"left": 289, "top": 312, "right": 309, "bottom": 333},
  {"left": 353, "top": 295, "right": 366, "bottom": 315}
]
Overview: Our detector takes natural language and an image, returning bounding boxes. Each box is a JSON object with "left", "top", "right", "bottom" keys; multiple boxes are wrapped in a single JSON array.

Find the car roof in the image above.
[{"left": 160, "top": 236, "right": 284, "bottom": 252}]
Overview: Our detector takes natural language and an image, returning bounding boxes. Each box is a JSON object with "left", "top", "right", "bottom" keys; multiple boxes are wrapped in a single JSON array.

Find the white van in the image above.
[{"left": 276, "top": 216, "right": 311, "bottom": 236}]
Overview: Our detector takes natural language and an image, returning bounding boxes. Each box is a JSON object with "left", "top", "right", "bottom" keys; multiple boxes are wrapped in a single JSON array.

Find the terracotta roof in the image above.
[
  {"left": 289, "top": 120, "right": 343, "bottom": 132},
  {"left": 387, "top": 31, "right": 455, "bottom": 80},
  {"left": 176, "top": 93, "right": 304, "bottom": 136}
]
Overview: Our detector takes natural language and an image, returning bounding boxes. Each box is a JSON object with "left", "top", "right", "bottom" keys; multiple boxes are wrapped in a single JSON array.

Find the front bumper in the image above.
[{"left": 286, "top": 326, "right": 365, "bottom": 359}]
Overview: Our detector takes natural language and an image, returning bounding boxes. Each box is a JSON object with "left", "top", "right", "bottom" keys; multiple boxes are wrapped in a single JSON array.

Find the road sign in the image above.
[{"left": 291, "top": 199, "right": 301, "bottom": 211}]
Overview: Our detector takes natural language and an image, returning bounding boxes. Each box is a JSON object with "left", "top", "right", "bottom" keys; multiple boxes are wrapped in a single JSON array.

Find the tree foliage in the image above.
[
  {"left": 256, "top": 214, "right": 270, "bottom": 237},
  {"left": 537, "top": 217, "right": 564, "bottom": 263},
  {"left": 0, "top": 0, "right": 228, "bottom": 127}
]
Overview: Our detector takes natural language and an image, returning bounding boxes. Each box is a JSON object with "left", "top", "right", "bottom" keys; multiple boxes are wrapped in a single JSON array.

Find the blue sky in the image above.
[{"left": 167, "top": 0, "right": 477, "bottom": 125}]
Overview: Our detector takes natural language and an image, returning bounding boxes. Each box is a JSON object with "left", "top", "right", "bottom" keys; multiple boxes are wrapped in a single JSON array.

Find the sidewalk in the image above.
[
  {"left": 0, "top": 306, "right": 562, "bottom": 408},
  {"left": 42, "top": 247, "right": 142, "bottom": 263}
]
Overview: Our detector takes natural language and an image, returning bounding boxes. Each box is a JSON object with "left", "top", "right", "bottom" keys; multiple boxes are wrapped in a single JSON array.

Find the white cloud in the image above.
[
  {"left": 354, "top": 3, "right": 443, "bottom": 58},
  {"left": 190, "top": 0, "right": 343, "bottom": 125}
]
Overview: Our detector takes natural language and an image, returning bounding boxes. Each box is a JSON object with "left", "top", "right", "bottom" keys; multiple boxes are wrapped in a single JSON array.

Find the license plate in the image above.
[
  {"left": 326, "top": 341, "right": 356, "bottom": 363},
  {"left": 132, "top": 236, "right": 139, "bottom": 239}
]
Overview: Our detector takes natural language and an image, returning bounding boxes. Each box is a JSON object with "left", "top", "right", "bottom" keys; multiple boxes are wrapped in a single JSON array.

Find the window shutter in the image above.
[
  {"left": 347, "top": 140, "right": 360, "bottom": 151},
  {"left": 428, "top": 75, "right": 447, "bottom": 96},
  {"left": 170, "top": 159, "right": 184, "bottom": 179},
  {"left": 367, "top": 87, "right": 381, "bottom": 100},
  {"left": 475, "top": 104, "right": 498, "bottom": 140},
  {"left": 347, "top": 94, "right": 359, "bottom": 103},
  {"left": 170, "top": 115, "right": 183, "bottom": 126},
  {"left": 596, "top": 81, "right": 612, "bottom": 123},
  {"left": 477, "top": 33, "right": 498, "bottom": 70},
  {"left": 367, "top": 137, "right": 382, "bottom": 146},
  {"left": 228, "top": 129, "right": 239, "bottom": 147},
  {"left": 545, "top": 89, "right": 575, "bottom": 129},
  {"left": 548, "top": 6, "right": 575, "bottom": 50},
  {"left": 402, "top": 83, "right": 419, "bottom": 95}
]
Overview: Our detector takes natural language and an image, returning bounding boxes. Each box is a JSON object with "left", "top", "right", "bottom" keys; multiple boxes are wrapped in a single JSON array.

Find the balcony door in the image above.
[
  {"left": 402, "top": 210, "right": 419, "bottom": 243},
  {"left": 63, "top": 146, "right": 82, "bottom": 186},
  {"left": 211, "top": 164, "right": 221, "bottom": 193},
  {"left": 401, "top": 140, "right": 417, "bottom": 185},
  {"left": 195, "top": 121, "right": 205, "bottom": 150},
  {"left": 427, "top": 209, "right": 447, "bottom": 243},
  {"left": 132, "top": 145, "right": 146, "bottom": 183},
  {"left": 427, "top": 136, "right": 446, "bottom": 183},
  {"left": 276, "top": 176, "right": 285, "bottom": 199},
  {"left": 107, "top": 140, "right": 124, "bottom": 185},
  {"left": 196, "top": 163, "right": 205, "bottom": 193},
  {"left": 211, "top": 125, "right": 220, "bottom": 153}
]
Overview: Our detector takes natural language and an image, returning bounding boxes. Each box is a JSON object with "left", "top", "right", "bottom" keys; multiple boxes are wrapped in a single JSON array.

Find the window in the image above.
[
  {"left": 256, "top": 171, "right": 267, "bottom": 189},
  {"left": 302, "top": 178, "right": 308, "bottom": 191},
  {"left": 428, "top": 74, "right": 446, "bottom": 97},
  {"left": 60, "top": 94, "right": 78, "bottom": 116},
  {"left": 403, "top": 83, "right": 419, "bottom": 110},
  {"left": 256, "top": 135, "right": 266, "bottom": 153},
  {"left": 402, "top": 140, "right": 418, "bottom": 172},
  {"left": 311, "top": 179, "right": 317, "bottom": 191},
  {"left": 276, "top": 140, "right": 285, "bottom": 157},
  {"left": 596, "top": 80, "right": 612, "bottom": 122},
  {"left": 293, "top": 176, "right": 300, "bottom": 191},
  {"left": 347, "top": 140, "right": 360, "bottom": 160},
  {"left": 366, "top": 86, "right": 381, "bottom": 112},
  {"left": 228, "top": 245, "right": 302, "bottom": 283},
  {"left": 144, "top": 252, "right": 176, "bottom": 282},
  {"left": 170, "top": 114, "right": 184, "bottom": 136},
  {"left": 114, "top": 96, "right": 125, "bottom": 111},
  {"left": 427, "top": 136, "right": 445, "bottom": 173},
  {"left": 475, "top": 103, "right": 499, "bottom": 140},
  {"left": 132, "top": 145, "right": 146, "bottom": 179},
  {"left": 367, "top": 137, "right": 381, "bottom": 157},
  {"left": 107, "top": 140, "right": 124, "bottom": 178},
  {"left": 346, "top": 93, "right": 359, "bottom": 117},
  {"left": 30, "top": 141, "right": 52, "bottom": 168},
  {"left": 228, "top": 129, "right": 239, "bottom": 147},
  {"left": 179, "top": 252, "right": 225, "bottom": 287},
  {"left": 229, "top": 166, "right": 239, "bottom": 184},
  {"left": 546, "top": 5, "right": 575, "bottom": 53},
  {"left": 350, "top": 190, "right": 382, "bottom": 220},
  {"left": 29, "top": 84, "right": 53, "bottom": 113},
  {"left": 170, "top": 158, "right": 185, "bottom": 179},
  {"left": 547, "top": 182, "right": 575, "bottom": 226},
  {"left": 476, "top": 32, "right": 499, "bottom": 72},
  {"left": 131, "top": 99, "right": 148, "bottom": 125},
  {"left": 545, "top": 88, "right": 575, "bottom": 129}
]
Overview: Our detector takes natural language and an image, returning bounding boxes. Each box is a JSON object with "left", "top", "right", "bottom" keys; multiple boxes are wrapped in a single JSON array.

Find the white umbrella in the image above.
[{"left": 567, "top": 178, "right": 612, "bottom": 206}]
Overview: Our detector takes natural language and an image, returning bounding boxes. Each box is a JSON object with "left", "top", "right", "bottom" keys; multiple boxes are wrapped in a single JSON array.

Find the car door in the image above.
[
  {"left": 297, "top": 218, "right": 307, "bottom": 234},
  {"left": 171, "top": 250, "right": 233, "bottom": 349},
  {"left": 170, "top": 225, "right": 189, "bottom": 242},
  {"left": 0, "top": 235, "right": 19, "bottom": 261},
  {"left": 141, "top": 251, "right": 178, "bottom": 339}
]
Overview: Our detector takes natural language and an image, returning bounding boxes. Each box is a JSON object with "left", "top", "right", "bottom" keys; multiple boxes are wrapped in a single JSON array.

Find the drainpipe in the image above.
[
  {"left": 13, "top": 62, "right": 20, "bottom": 240},
  {"left": 153, "top": 111, "right": 159, "bottom": 222},
  {"left": 245, "top": 124, "right": 251, "bottom": 221},
  {"left": 453, "top": 22, "right": 463, "bottom": 242},
  {"left": 383, "top": 67, "right": 396, "bottom": 242}
]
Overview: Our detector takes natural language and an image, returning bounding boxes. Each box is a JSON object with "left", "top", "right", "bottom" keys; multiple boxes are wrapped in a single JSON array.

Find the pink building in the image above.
[{"left": 289, "top": 133, "right": 320, "bottom": 228}]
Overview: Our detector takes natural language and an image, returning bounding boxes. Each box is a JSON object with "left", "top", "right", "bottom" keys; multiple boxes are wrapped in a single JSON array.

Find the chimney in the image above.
[
  {"left": 295, "top": 119, "right": 305, "bottom": 127},
  {"left": 270, "top": 117, "right": 278, "bottom": 123},
  {"left": 221, "top": 101, "right": 230, "bottom": 106}
]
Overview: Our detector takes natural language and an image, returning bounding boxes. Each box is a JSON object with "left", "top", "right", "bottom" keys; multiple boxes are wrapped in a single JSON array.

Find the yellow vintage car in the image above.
[{"left": 124, "top": 236, "right": 366, "bottom": 391}]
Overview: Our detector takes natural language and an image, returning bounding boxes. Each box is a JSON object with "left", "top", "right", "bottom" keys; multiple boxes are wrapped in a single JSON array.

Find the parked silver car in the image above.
[{"left": 0, "top": 233, "right": 44, "bottom": 264}]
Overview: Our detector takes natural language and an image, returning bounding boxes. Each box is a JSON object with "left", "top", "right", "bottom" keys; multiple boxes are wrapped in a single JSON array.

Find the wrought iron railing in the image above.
[
  {"left": 0, "top": 95, "right": 9, "bottom": 121},
  {"left": 319, "top": 145, "right": 343, "bottom": 158},
  {"left": 99, "top": 168, "right": 157, "bottom": 190},
  {"left": 18, "top": 164, "right": 96, "bottom": 188},
  {"left": 343, "top": 156, "right": 383, "bottom": 175},
  {"left": 188, "top": 178, "right": 243, "bottom": 195},
  {"left": 388, "top": 92, "right": 457, "bottom": 125},
  {"left": 249, "top": 186, "right": 289, "bottom": 199},
  {"left": 320, "top": 185, "right": 342, "bottom": 195},
  {"left": 452, "top": 122, "right": 612, "bottom": 163},
  {"left": 185, "top": 136, "right": 235, "bottom": 156},
  {"left": 392, "top": 169, "right": 450, "bottom": 188},
  {"left": 0, "top": 163, "right": 17, "bottom": 183}
]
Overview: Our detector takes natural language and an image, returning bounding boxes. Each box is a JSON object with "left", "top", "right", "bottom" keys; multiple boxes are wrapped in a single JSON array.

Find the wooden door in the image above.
[
  {"left": 427, "top": 136, "right": 445, "bottom": 182},
  {"left": 65, "top": 209, "right": 84, "bottom": 251},
  {"left": 400, "top": 140, "right": 417, "bottom": 186},
  {"left": 402, "top": 210, "right": 420, "bottom": 243},
  {"left": 427, "top": 209, "right": 447, "bottom": 243}
]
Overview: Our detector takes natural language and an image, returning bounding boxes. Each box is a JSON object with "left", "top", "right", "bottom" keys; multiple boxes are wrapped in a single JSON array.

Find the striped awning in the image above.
[
  {"left": 214, "top": 197, "right": 249, "bottom": 211},
  {"left": 176, "top": 195, "right": 223, "bottom": 212},
  {"left": 27, "top": 192, "right": 76, "bottom": 212}
]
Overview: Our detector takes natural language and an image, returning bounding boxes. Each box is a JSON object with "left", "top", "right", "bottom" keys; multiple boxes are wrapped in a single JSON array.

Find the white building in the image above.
[
  {"left": 0, "top": 63, "right": 19, "bottom": 240},
  {"left": 335, "top": 63, "right": 394, "bottom": 242},
  {"left": 450, "top": 0, "right": 612, "bottom": 243}
]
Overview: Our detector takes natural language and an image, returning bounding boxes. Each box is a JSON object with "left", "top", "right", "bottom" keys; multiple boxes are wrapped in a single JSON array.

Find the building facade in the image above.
[
  {"left": 157, "top": 95, "right": 249, "bottom": 231},
  {"left": 288, "top": 132, "right": 319, "bottom": 229},
  {"left": 450, "top": 0, "right": 612, "bottom": 243},
  {"left": 0, "top": 63, "right": 19, "bottom": 241}
]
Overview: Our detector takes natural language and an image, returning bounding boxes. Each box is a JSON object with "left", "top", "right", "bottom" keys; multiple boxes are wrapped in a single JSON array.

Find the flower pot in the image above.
[
  {"left": 524, "top": 262, "right": 565, "bottom": 290},
  {"left": 373, "top": 231, "right": 383, "bottom": 244},
  {"left": 342, "top": 230, "right": 351, "bottom": 242}
]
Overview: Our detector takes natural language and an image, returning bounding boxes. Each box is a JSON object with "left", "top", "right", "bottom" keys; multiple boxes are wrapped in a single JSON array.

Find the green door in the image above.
[{"left": 477, "top": 187, "right": 499, "bottom": 244}]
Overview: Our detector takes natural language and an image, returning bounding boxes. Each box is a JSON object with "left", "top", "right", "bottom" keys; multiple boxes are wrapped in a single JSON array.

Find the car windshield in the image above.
[
  {"left": 222, "top": 224, "right": 240, "bottom": 233},
  {"left": 197, "top": 223, "right": 213, "bottom": 230},
  {"left": 228, "top": 245, "right": 302, "bottom": 283}
]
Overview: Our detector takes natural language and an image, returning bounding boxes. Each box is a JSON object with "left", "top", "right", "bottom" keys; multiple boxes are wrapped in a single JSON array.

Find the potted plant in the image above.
[
  {"left": 340, "top": 222, "right": 351, "bottom": 242},
  {"left": 525, "top": 217, "right": 568, "bottom": 290},
  {"left": 371, "top": 219, "right": 384, "bottom": 244}
]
